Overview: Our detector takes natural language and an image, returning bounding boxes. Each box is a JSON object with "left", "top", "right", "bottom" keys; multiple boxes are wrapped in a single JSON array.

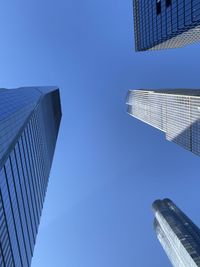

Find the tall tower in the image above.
[
  {"left": 153, "top": 199, "right": 200, "bottom": 267},
  {"left": 0, "top": 87, "right": 62, "bottom": 266},
  {"left": 126, "top": 89, "right": 200, "bottom": 156},
  {"left": 133, "top": 0, "right": 200, "bottom": 51}
]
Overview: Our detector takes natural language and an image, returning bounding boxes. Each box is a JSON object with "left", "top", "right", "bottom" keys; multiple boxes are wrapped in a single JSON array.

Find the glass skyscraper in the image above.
[
  {"left": 0, "top": 87, "right": 62, "bottom": 266},
  {"left": 126, "top": 89, "right": 200, "bottom": 156},
  {"left": 133, "top": 0, "right": 200, "bottom": 51},
  {"left": 153, "top": 199, "right": 200, "bottom": 267}
]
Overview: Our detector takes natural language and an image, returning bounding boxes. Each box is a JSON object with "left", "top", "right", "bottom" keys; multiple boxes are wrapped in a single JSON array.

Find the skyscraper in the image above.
[
  {"left": 126, "top": 89, "right": 200, "bottom": 156},
  {"left": 153, "top": 198, "right": 200, "bottom": 267},
  {"left": 0, "top": 87, "right": 62, "bottom": 266},
  {"left": 133, "top": 0, "right": 200, "bottom": 51}
]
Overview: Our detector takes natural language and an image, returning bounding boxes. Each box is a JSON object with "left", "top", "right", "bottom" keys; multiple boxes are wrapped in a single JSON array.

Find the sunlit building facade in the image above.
[
  {"left": 133, "top": 0, "right": 200, "bottom": 51},
  {"left": 0, "top": 87, "right": 62, "bottom": 266},
  {"left": 153, "top": 199, "right": 200, "bottom": 267},
  {"left": 126, "top": 89, "right": 200, "bottom": 156}
]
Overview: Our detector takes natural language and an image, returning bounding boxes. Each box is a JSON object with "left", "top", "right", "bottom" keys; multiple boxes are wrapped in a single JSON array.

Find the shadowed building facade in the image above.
[
  {"left": 133, "top": 0, "right": 200, "bottom": 51},
  {"left": 126, "top": 89, "right": 200, "bottom": 156},
  {"left": 153, "top": 199, "right": 200, "bottom": 267},
  {"left": 0, "top": 87, "right": 62, "bottom": 266}
]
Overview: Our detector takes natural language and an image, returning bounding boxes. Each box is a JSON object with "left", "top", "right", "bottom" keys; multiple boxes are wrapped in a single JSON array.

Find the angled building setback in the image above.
[
  {"left": 133, "top": 0, "right": 200, "bottom": 51},
  {"left": 0, "top": 87, "right": 62, "bottom": 266},
  {"left": 126, "top": 89, "right": 200, "bottom": 156},
  {"left": 152, "top": 199, "right": 200, "bottom": 267}
]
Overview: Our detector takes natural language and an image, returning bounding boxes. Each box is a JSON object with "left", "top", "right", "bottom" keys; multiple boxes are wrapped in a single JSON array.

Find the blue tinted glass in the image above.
[
  {"left": 0, "top": 87, "right": 62, "bottom": 266},
  {"left": 133, "top": 0, "right": 200, "bottom": 51}
]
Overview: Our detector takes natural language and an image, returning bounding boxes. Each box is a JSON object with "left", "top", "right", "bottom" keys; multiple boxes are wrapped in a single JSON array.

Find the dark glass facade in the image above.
[
  {"left": 0, "top": 87, "right": 62, "bottom": 266},
  {"left": 153, "top": 199, "right": 200, "bottom": 267},
  {"left": 133, "top": 0, "right": 200, "bottom": 51}
]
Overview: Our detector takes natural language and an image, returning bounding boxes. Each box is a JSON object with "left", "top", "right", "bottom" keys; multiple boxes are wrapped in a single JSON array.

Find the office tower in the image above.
[
  {"left": 0, "top": 87, "right": 62, "bottom": 266},
  {"left": 133, "top": 0, "right": 200, "bottom": 51},
  {"left": 153, "top": 199, "right": 200, "bottom": 267},
  {"left": 126, "top": 89, "right": 200, "bottom": 156}
]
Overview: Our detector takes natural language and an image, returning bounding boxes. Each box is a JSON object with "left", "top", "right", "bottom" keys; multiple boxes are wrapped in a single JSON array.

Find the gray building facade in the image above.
[
  {"left": 126, "top": 89, "right": 200, "bottom": 156},
  {"left": 153, "top": 199, "right": 200, "bottom": 267},
  {"left": 0, "top": 87, "right": 62, "bottom": 266},
  {"left": 133, "top": 0, "right": 200, "bottom": 51}
]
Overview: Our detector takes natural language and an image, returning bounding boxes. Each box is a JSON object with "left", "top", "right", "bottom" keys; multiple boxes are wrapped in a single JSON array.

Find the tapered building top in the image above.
[
  {"left": 153, "top": 199, "right": 200, "bottom": 267},
  {"left": 133, "top": 0, "right": 200, "bottom": 51},
  {"left": 0, "top": 87, "right": 61, "bottom": 169},
  {"left": 126, "top": 89, "right": 200, "bottom": 156},
  {"left": 0, "top": 87, "right": 61, "bottom": 266}
]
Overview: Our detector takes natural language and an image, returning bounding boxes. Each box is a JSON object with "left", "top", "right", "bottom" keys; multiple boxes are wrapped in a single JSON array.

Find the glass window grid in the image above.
[
  {"left": 4, "top": 158, "right": 28, "bottom": 267},
  {"left": 133, "top": 0, "right": 200, "bottom": 50},
  {"left": 0, "top": 87, "right": 61, "bottom": 266},
  {"left": 14, "top": 144, "right": 35, "bottom": 253},
  {"left": 9, "top": 152, "right": 31, "bottom": 265},
  {"left": 18, "top": 138, "right": 37, "bottom": 238},
  {"left": 1, "top": 167, "right": 21, "bottom": 267},
  {"left": 127, "top": 89, "right": 200, "bottom": 156},
  {"left": 28, "top": 121, "right": 44, "bottom": 207},
  {"left": 26, "top": 124, "right": 43, "bottom": 213},
  {"left": 153, "top": 199, "right": 200, "bottom": 266},
  {"left": 23, "top": 130, "right": 41, "bottom": 227}
]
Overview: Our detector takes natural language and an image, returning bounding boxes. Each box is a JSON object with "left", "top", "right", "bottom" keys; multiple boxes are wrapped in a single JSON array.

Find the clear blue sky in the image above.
[{"left": 1, "top": 1, "right": 200, "bottom": 266}]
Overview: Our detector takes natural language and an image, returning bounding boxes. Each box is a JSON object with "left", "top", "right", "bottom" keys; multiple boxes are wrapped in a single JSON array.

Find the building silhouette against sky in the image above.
[
  {"left": 133, "top": 0, "right": 200, "bottom": 51},
  {"left": 126, "top": 89, "right": 200, "bottom": 156},
  {"left": 0, "top": 87, "right": 61, "bottom": 266},
  {"left": 153, "top": 199, "right": 200, "bottom": 267}
]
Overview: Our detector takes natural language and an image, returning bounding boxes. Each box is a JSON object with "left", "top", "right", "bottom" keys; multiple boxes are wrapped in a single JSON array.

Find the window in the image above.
[
  {"left": 156, "top": 0, "right": 161, "bottom": 15},
  {"left": 166, "top": 0, "right": 172, "bottom": 7}
]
